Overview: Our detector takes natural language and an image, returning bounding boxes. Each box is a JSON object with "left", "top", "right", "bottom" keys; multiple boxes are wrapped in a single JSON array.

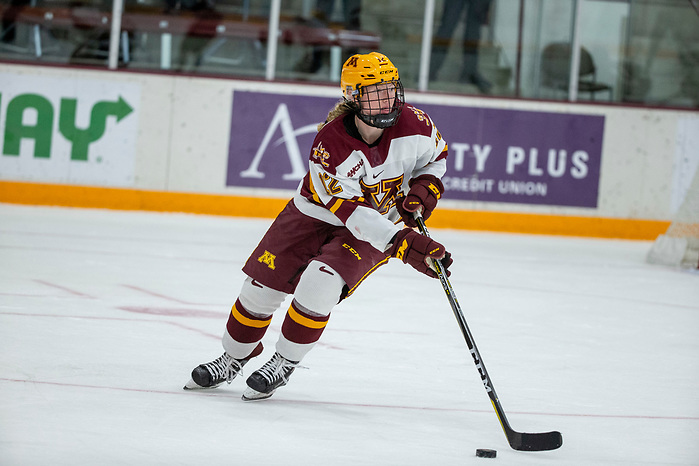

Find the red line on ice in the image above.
[
  {"left": 33, "top": 279, "right": 96, "bottom": 299},
  {"left": 120, "top": 284, "right": 200, "bottom": 304}
]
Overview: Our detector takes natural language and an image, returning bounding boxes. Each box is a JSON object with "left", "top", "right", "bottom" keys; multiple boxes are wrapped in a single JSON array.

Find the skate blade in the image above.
[
  {"left": 183, "top": 378, "right": 222, "bottom": 390},
  {"left": 241, "top": 387, "right": 275, "bottom": 401}
]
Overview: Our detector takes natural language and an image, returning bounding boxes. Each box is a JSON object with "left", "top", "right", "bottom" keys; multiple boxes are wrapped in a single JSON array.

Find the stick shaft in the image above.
[
  {"left": 414, "top": 216, "right": 515, "bottom": 437},
  {"left": 415, "top": 215, "right": 563, "bottom": 450}
]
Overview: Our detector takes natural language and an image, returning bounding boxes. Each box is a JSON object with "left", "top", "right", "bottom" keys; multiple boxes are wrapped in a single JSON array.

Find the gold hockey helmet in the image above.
[
  {"left": 340, "top": 52, "right": 405, "bottom": 128},
  {"left": 341, "top": 52, "right": 400, "bottom": 97}
]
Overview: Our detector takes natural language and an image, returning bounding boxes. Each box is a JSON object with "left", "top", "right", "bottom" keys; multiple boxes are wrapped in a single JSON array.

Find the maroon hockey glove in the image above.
[
  {"left": 386, "top": 229, "right": 452, "bottom": 278},
  {"left": 396, "top": 175, "right": 444, "bottom": 228}
]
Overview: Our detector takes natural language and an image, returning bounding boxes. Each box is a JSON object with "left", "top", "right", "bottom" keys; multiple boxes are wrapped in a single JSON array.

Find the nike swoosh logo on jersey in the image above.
[
  {"left": 318, "top": 265, "right": 335, "bottom": 275},
  {"left": 251, "top": 279, "right": 264, "bottom": 288},
  {"left": 371, "top": 170, "right": 384, "bottom": 179}
]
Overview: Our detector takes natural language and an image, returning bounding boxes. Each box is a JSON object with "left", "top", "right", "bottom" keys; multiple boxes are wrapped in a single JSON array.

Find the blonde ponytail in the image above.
[{"left": 317, "top": 100, "right": 355, "bottom": 131}]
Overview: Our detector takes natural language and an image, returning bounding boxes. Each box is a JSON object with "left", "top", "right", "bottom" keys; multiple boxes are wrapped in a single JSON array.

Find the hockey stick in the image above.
[{"left": 415, "top": 214, "right": 562, "bottom": 451}]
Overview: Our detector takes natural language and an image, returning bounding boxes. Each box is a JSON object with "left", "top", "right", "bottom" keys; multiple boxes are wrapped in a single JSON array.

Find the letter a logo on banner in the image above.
[{"left": 240, "top": 103, "right": 317, "bottom": 180}]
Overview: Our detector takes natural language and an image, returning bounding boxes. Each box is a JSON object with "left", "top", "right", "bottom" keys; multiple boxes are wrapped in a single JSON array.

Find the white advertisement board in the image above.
[{"left": 0, "top": 73, "right": 140, "bottom": 186}]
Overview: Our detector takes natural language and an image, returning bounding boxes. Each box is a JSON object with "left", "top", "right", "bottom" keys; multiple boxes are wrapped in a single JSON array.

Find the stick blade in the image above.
[{"left": 508, "top": 430, "right": 563, "bottom": 451}]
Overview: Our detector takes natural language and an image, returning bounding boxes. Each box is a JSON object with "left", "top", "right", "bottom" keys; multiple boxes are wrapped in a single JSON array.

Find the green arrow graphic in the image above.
[{"left": 59, "top": 96, "right": 133, "bottom": 161}]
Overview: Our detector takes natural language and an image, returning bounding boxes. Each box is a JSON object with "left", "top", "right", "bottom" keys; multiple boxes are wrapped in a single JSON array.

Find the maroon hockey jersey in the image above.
[{"left": 293, "top": 105, "right": 448, "bottom": 252}]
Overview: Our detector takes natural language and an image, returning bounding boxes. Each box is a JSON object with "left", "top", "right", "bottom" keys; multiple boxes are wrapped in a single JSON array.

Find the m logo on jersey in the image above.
[
  {"left": 360, "top": 174, "right": 404, "bottom": 214},
  {"left": 257, "top": 250, "right": 277, "bottom": 270}
]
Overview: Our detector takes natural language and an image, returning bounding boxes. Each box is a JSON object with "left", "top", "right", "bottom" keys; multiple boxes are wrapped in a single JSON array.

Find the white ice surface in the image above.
[{"left": 0, "top": 203, "right": 697, "bottom": 466}]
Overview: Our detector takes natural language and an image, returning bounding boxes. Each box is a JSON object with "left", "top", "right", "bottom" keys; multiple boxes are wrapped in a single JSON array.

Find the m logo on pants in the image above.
[{"left": 257, "top": 250, "right": 277, "bottom": 270}]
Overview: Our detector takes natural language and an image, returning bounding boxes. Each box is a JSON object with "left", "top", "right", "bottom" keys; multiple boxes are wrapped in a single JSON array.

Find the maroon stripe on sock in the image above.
[
  {"left": 244, "top": 342, "right": 264, "bottom": 360},
  {"left": 281, "top": 301, "right": 330, "bottom": 345},
  {"left": 225, "top": 299, "right": 270, "bottom": 344}
]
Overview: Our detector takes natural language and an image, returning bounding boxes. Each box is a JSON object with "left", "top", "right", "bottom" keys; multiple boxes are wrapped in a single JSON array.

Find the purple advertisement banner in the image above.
[{"left": 226, "top": 91, "right": 605, "bottom": 208}]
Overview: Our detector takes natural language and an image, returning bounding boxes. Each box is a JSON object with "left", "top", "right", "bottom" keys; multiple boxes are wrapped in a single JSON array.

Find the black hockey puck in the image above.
[{"left": 476, "top": 449, "right": 497, "bottom": 458}]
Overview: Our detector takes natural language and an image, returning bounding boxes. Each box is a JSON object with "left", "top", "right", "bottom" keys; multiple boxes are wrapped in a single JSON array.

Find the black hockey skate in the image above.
[
  {"left": 184, "top": 352, "right": 248, "bottom": 390},
  {"left": 242, "top": 352, "right": 298, "bottom": 401}
]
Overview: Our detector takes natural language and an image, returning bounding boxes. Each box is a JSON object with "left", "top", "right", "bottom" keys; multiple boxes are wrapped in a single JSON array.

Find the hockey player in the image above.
[{"left": 184, "top": 52, "right": 452, "bottom": 401}]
